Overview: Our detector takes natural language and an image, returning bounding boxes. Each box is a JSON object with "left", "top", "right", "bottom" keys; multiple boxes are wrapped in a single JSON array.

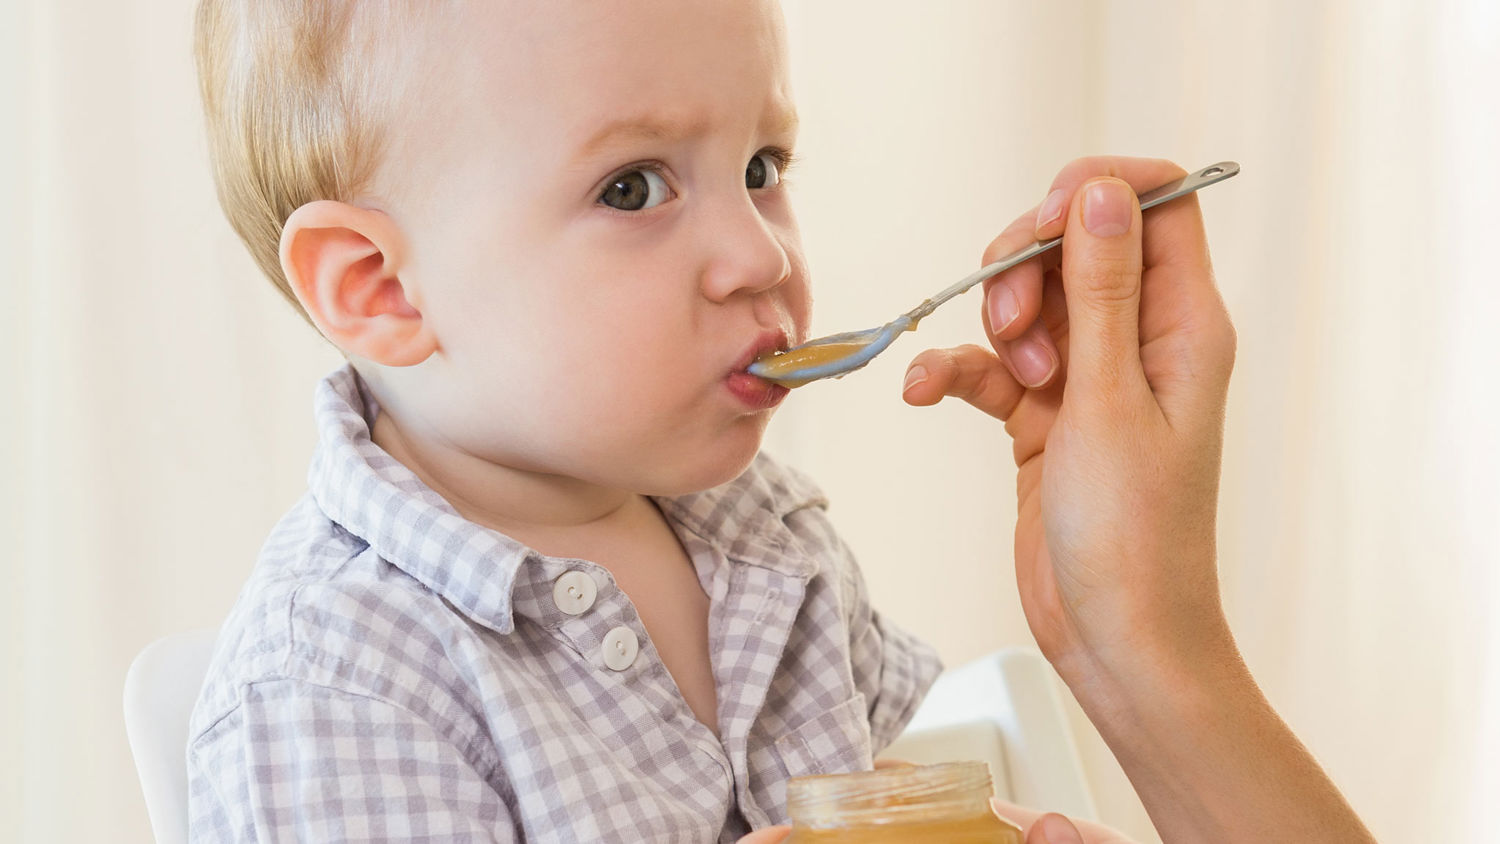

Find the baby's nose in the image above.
[{"left": 697, "top": 200, "right": 792, "bottom": 302}]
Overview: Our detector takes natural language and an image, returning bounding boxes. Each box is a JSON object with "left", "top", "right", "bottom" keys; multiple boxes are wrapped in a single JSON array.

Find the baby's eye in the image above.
[
  {"left": 599, "top": 168, "right": 672, "bottom": 211},
  {"left": 745, "top": 152, "right": 783, "bottom": 190}
]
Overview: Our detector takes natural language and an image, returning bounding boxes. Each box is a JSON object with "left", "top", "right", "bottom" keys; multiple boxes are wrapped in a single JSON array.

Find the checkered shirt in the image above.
[{"left": 186, "top": 364, "right": 943, "bottom": 842}]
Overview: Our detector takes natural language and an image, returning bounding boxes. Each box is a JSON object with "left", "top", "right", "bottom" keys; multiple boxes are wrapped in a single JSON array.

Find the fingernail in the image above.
[
  {"left": 986, "top": 284, "right": 1020, "bottom": 334},
  {"left": 1039, "top": 813, "right": 1084, "bottom": 844},
  {"left": 1013, "top": 341, "right": 1055, "bottom": 388},
  {"left": 902, "top": 365, "right": 929, "bottom": 393},
  {"left": 1035, "top": 188, "right": 1066, "bottom": 230},
  {"left": 1083, "top": 179, "right": 1133, "bottom": 237}
]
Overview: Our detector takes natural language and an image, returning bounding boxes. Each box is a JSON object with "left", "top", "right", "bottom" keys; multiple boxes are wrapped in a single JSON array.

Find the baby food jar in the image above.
[{"left": 784, "top": 760, "right": 1023, "bottom": 843}]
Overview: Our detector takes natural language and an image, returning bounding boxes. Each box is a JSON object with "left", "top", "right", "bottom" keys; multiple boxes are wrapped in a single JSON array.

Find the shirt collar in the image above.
[{"left": 306, "top": 365, "right": 827, "bottom": 635}]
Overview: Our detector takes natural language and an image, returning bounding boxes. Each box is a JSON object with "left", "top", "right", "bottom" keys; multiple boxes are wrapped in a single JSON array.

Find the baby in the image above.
[{"left": 187, "top": 1, "right": 944, "bottom": 840}]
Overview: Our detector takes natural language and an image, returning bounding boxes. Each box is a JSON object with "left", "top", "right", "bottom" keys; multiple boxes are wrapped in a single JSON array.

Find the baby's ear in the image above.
[{"left": 279, "top": 200, "right": 436, "bottom": 366}]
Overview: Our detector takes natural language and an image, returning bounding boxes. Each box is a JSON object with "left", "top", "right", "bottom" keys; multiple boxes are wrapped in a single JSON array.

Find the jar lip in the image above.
[{"left": 787, "top": 761, "right": 995, "bottom": 828}]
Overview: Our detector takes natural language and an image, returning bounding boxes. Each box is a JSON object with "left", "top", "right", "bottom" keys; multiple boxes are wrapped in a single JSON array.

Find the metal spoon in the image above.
[{"left": 747, "top": 161, "right": 1241, "bottom": 387}]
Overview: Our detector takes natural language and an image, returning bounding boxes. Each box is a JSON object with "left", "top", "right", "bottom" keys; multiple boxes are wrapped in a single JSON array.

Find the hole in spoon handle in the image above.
[{"left": 1136, "top": 161, "right": 1240, "bottom": 211}]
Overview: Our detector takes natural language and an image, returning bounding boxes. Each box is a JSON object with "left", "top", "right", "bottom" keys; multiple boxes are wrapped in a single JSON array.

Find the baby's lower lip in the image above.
[{"left": 724, "top": 371, "right": 789, "bottom": 410}]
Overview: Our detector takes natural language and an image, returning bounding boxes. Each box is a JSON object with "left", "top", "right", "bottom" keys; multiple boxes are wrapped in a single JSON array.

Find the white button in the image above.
[
  {"left": 552, "top": 571, "right": 597, "bottom": 615},
  {"left": 601, "top": 626, "right": 639, "bottom": 671}
]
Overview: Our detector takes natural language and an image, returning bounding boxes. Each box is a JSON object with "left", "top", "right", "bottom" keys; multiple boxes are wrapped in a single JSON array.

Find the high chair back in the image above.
[{"left": 123, "top": 628, "right": 218, "bottom": 844}]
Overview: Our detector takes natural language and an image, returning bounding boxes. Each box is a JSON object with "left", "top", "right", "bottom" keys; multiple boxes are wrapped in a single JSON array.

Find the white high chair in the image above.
[
  {"left": 123, "top": 628, "right": 220, "bottom": 844},
  {"left": 877, "top": 647, "right": 1097, "bottom": 821},
  {"left": 124, "top": 633, "right": 1095, "bottom": 843}
]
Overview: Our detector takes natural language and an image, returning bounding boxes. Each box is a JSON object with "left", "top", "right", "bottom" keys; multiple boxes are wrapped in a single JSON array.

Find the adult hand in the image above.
[
  {"left": 899, "top": 156, "right": 1377, "bottom": 843},
  {"left": 901, "top": 155, "right": 1239, "bottom": 689}
]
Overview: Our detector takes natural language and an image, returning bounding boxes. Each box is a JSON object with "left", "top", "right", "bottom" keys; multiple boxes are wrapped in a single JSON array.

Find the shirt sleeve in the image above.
[
  {"left": 187, "top": 678, "right": 516, "bottom": 843},
  {"left": 841, "top": 544, "right": 946, "bottom": 754}
]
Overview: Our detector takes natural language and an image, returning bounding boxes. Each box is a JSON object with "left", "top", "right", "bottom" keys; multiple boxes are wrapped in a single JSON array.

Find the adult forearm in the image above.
[{"left": 1059, "top": 633, "right": 1377, "bottom": 843}]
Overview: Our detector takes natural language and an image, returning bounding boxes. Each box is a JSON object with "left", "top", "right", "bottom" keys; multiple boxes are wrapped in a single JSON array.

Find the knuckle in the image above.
[
  {"left": 949, "top": 349, "right": 992, "bottom": 400},
  {"left": 1218, "top": 310, "right": 1238, "bottom": 351},
  {"left": 915, "top": 345, "right": 971, "bottom": 390},
  {"left": 932, "top": 346, "right": 965, "bottom": 377},
  {"left": 1151, "top": 156, "right": 1190, "bottom": 181},
  {"left": 1058, "top": 155, "right": 1115, "bottom": 184},
  {"left": 1179, "top": 305, "right": 1237, "bottom": 376},
  {"left": 1071, "top": 253, "right": 1142, "bottom": 303},
  {"left": 1212, "top": 313, "right": 1238, "bottom": 372},
  {"left": 947, "top": 344, "right": 992, "bottom": 383}
]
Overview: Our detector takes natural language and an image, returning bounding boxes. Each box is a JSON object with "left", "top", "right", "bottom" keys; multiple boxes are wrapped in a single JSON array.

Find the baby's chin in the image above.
[{"left": 628, "top": 426, "right": 767, "bottom": 499}]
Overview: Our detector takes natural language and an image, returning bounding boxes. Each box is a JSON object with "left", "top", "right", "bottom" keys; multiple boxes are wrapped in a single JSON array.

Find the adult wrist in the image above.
[
  {"left": 1045, "top": 614, "right": 1377, "bottom": 843},
  {"left": 1050, "top": 610, "right": 1248, "bottom": 746}
]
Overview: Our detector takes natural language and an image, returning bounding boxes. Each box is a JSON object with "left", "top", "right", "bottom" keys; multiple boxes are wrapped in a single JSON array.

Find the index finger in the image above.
[{"left": 979, "top": 198, "right": 1054, "bottom": 342}]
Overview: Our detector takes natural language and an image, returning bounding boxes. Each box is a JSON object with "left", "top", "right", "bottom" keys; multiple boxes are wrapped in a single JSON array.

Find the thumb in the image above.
[
  {"left": 1027, "top": 813, "right": 1087, "bottom": 844},
  {"left": 735, "top": 825, "right": 791, "bottom": 844},
  {"left": 1059, "top": 177, "right": 1147, "bottom": 403}
]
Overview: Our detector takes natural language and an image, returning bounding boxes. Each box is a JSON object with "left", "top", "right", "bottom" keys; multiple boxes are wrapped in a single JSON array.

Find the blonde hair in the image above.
[{"left": 192, "top": 0, "right": 434, "bottom": 326}]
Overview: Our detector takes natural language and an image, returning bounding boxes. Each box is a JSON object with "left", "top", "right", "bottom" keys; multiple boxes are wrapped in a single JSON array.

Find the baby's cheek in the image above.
[
  {"left": 781, "top": 250, "right": 814, "bottom": 338},
  {"left": 787, "top": 286, "right": 814, "bottom": 344}
]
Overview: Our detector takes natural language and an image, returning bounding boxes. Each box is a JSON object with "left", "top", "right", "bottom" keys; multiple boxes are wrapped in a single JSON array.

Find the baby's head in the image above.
[{"left": 195, "top": 0, "right": 811, "bottom": 498}]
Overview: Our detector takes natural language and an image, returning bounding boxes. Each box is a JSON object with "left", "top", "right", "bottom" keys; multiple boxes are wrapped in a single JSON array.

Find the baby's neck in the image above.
[{"left": 369, "top": 408, "right": 651, "bottom": 556}]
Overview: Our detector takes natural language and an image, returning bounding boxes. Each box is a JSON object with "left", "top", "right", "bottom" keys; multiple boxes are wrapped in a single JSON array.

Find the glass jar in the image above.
[{"left": 784, "top": 761, "right": 1024, "bottom": 843}]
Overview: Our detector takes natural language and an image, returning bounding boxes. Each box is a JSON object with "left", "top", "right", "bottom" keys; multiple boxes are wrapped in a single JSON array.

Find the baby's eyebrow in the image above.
[
  {"left": 570, "top": 105, "right": 800, "bottom": 165},
  {"left": 766, "top": 105, "right": 800, "bottom": 140},
  {"left": 572, "top": 116, "right": 709, "bottom": 164}
]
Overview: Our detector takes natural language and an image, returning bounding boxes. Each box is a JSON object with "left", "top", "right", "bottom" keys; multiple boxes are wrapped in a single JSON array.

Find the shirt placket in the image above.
[
  {"left": 709, "top": 558, "right": 810, "bottom": 830},
  {"left": 523, "top": 557, "right": 739, "bottom": 834}
]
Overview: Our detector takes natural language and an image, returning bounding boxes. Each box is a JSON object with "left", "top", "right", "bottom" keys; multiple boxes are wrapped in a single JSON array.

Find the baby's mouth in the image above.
[{"left": 734, "top": 329, "right": 790, "bottom": 376}]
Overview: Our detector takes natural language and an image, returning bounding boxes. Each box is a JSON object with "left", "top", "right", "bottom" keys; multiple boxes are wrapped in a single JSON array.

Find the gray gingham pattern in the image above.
[{"left": 187, "top": 365, "right": 943, "bottom": 842}]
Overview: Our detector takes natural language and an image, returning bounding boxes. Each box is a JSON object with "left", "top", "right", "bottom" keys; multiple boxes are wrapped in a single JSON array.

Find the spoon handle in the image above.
[{"left": 903, "top": 161, "right": 1240, "bottom": 322}]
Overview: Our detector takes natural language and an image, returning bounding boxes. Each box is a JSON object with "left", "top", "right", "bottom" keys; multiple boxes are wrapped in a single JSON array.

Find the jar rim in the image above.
[{"left": 787, "top": 761, "right": 995, "bottom": 828}]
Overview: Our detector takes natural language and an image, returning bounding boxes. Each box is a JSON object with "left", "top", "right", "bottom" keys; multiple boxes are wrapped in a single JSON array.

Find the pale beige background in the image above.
[{"left": 3, "top": 1, "right": 1497, "bottom": 842}]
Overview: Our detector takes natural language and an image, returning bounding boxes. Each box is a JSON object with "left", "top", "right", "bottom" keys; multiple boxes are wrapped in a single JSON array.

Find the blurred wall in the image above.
[{"left": 3, "top": 1, "right": 1497, "bottom": 842}]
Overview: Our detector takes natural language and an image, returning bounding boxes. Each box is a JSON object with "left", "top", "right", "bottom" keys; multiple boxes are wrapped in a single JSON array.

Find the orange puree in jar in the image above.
[
  {"left": 784, "top": 762, "right": 1022, "bottom": 844},
  {"left": 784, "top": 811, "right": 1021, "bottom": 843}
]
